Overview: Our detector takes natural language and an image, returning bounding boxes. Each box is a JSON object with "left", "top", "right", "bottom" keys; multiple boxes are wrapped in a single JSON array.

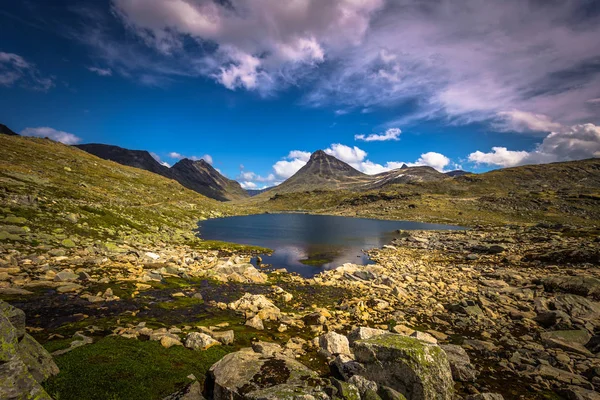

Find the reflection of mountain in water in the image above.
[{"left": 199, "top": 213, "right": 464, "bottom": 277}]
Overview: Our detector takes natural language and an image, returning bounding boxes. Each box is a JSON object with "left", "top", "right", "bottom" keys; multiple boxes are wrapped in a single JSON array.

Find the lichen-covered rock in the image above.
[
  {"left": 347, "top": 327, "right": 388, "bottom": 345},
  {"left": 207, "top": 347, "right": 329, "bottom": 400},
  {"left": 17, "top": 333, "right": 60, "bottom": 382},
  {"left": 0, "top": 300, "right": 58, "bottom": 400},
  {"left": 353, "top": 333, "right": 453, "bottom": 400},
  {"left": 0, "top": 301, "right": 26, "bottom": 340}
]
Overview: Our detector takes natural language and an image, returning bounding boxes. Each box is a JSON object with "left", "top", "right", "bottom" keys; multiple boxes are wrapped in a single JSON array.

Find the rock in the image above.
[
  {"left": 0, "top": 301, "right": 57, "bottom": 400},
  {"left": 465, "top": 395, "right": 504, "bottom": 400},
  {"left": 207, "top": 348, "right": 328, "bottom": 399},
  {"left": 540, "top": 330, "right": 593, "bottom": 355},
  {"left": 560, "top": 386, "right": 600, "bottom": 400},
  {"left": 319, "top": 331, "right": 351, "bottom": 357},
  {"left": 61, "top": 238, "right": 76, "bottom": 248},
  {"left": 379, "top": 386, "right": 408, "bottom": 400},
  {"left": 17, "top": 333, "right": 60, "bottom": 382},
  {"left": 348, "top": 327, "right": 388, "bottom": 345},
  {"left": 162, "top": 381, "right": 205, "bottom": 400},
  {"left": 54, "top": 269, "right": 78, "bottom": 282},
  {"left": 245, "top": 315, "right": 264, "bottom": 330},
  {"left": 440, "top": 344, "right": 478, "bottom": 382},
  {"left": 333, "top": 354, "right": 364, "bottom": 380},
  {"left": 252, "top": 341, "right": 283, "bottom": 356},
  {"left": 409, "top": 331, "right": 437, "bottom": 345},
  {"left": 353, "top": 333, "right": 453, "bottom": 400},
  {"left": 533, "top": 365, "right": 592, "bottom": 388},
  {"left": 542, "top": 276, "right": 600, "bottom": 300},
  {"left": 160, "top": 335, "right": 183, "bottom": 348},
  {"left": 332, "top": 379, "right": 361, "bottom": 400},
  {"left": 551, "top": 294, "right": 600, "bottom": 323},
  {"left": 145, "top": 252, "right": 161, "bottom": 260},
  {"left": 211, "top": 330, "right": 234, "bottom": 345},
  {"left": 348, "top": 375, "right": 378, "bottom": 395},
  {"left": 185, "top": 332, "right": 220, "bottom": 351},
  {"left": 0, "top": 301, "right": 26, "bottom": 339},
  {"left": 56, "top": 283, "right": 84, "bottom": 293}
]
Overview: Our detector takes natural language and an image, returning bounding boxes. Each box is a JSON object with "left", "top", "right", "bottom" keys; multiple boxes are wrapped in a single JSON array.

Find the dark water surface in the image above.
[{"left": 198, "top": 213, "right": 464, "bottom": 277}]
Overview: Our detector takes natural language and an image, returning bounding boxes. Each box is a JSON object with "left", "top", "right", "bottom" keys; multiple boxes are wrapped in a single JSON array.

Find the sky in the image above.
[{"left": 1, "top": 0, "right": 600, "bottom": 189}]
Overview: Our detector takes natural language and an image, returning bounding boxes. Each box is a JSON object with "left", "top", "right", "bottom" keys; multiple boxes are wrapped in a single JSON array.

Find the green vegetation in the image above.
[{"left": 43, "top": 336, "right": 230, "bottom": 400}]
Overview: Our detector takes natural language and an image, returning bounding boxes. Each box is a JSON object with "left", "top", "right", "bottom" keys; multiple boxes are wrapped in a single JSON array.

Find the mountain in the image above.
[
  {"left": 170, "top": 158, "right": 248, "bottom": 202},
  {"left": 267, "top": 150, "right": 448, "bottom": 194},
  {"left": 75, "top": 144, "right": 170, "bottom": 176},
  {"left": 445, "top": 170, "right": 470, "bottom": 177},
  {"left": 75, "top": 143, "right": 248, "bottom": 201},
  {"left": 0, "top": 124, "right": 19, "bottom": 136},
  {"left": 270, "top": 150, "right": 371, "bottom": 193}
]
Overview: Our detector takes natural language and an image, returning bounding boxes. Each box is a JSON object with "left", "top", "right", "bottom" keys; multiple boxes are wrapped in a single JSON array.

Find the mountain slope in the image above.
[
  {"left": 75, "top": 143, "right": 171, "bottom": 177},
  {"left": 171, "top": 159, "right": 248, "bottom": 202},
  {"left": 75, "top": 143, "right": 248, "bottom": 201},
  {"left": 259, "top": 158, "right": 600, "bottom": 226},
  {"left": 0, "top": 134, "right": 235, "bottom": 248},
  {"left": 0, "top": 124, "right": 19, "bottom": 136}
]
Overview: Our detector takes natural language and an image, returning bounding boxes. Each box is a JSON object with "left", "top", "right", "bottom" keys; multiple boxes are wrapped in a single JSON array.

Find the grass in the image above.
[{"left": 43, "top": 336, "right": 230, "bottom": 400}]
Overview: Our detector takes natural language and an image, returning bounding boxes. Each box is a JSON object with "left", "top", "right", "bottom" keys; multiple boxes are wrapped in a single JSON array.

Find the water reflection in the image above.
[{"left": 198, "top": 213, "right": 464, "bottom": 277}]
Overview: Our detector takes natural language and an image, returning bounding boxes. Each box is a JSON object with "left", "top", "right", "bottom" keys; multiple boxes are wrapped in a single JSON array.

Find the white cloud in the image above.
[
  {"left": 355, "top": 128, "right": 401, "bottom": 142},
  {"left": 468, "top": 147, "right": 529, "bottom": 168},
  {"left": 325, "top": 144, "right": 367, "bottom": 165},
  {"left": 273, "top": 158, "right": 307, "bottom": 179},
  {"left": 468, "top": 123, "right": 600, "bottom": 168},
  {"left": 168, "top": 152, "right": 212, "bottom": 164},
  {"left": 240, "top": 181, "right": 257, "bottom": 189},
  {"left": 87, "top": 66, "right": 113, "bottom": 76},
  {"left": 20, "top": 127, "right": 82, "bottom": 145},
  {"left": 0, "top": 52, "right": 54, "bottom": 91}
]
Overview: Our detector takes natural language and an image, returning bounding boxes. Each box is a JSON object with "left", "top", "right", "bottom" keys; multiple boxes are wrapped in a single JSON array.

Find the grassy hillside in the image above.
[
  {"left": 251, "top": 158, "right": 600, "bottom": 226},
  {"left": 0, "top": 135, "right": 248, "bottom": 250}
]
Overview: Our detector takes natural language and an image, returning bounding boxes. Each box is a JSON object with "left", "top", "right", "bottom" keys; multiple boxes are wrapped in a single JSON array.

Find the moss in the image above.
[
  {"left": 155, "top": 297, "right": 204, "bottom": 310},
  {"left": 43, "top": 336, "right": 230, "bottom": 400}
]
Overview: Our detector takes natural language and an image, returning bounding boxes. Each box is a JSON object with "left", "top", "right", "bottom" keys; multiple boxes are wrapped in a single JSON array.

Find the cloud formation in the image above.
[
  {"left": 20, "top": 127, "right": 81, "bottom": 145},
  {"left": 469, "top": 123, "right": 600, "bottom": 168},
  {"left": 0, "top": 52, "right": 54, "bottom": 91},
  {"left": 355, "top": 128, "right": 401, "bottom": 142},
  {"left": 87, "top": 66, "right": 112, "bottom": 76}
]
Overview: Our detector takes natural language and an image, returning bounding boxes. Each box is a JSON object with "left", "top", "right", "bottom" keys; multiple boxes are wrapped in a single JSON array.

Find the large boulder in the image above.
[
  {"left": 162, "top": 381, "right": 205, "bottom": 400},
  {"left": 542, "top": 276, "right": 600, "bottom": 300},
  {"left": 353, "top": 333, "right": 453, "bottom": 400},
  {"left": 207, "top": 347, "right": 329, "bottom": 399},
  {"left": 0, "top": 300, "right": 58, "bottom": 400},
  {"left": 551, "top": 294, "right": 600, "bottom": 327},
  {"left": 318, "top": 332, "right": 351, "bottom": 357}
]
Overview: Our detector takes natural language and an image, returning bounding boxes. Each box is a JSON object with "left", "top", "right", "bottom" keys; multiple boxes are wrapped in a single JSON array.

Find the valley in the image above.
[{"left": 1, "top": 132, "right": 599, "bottom": 400}]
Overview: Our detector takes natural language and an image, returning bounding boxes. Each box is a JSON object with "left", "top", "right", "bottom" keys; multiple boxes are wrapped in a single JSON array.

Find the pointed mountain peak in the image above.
[
  {"left": 400, "top": 163, "right": 408, "bottom": 169},
  {"left": 309, "top": 150, "right": 328, "bottom": 160}
]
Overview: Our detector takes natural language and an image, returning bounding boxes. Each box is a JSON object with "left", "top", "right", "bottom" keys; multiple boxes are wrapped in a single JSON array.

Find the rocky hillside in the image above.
[
  {"left": 171, "top": 158, "right": 248, "bottom": 202},
  {"left": 259, "top": 158, "right": 600, "bottom": 226},
  {"left": 0, "top": 134, "right": 238, "bottom": 250},
  {"left": 75, "top": 143, "right": 248, "bottom": 201}
]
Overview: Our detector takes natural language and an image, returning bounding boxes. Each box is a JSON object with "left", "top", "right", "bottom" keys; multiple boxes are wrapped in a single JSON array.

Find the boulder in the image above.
[
  {"left": 353, "top": 333, "right": 453, "bottom": 400},
  {"left": 211, "top": 330, "right": 234, "bottom": 345},
  {"left": 0, "top": 300, "right": 58, "bottom": 400},
  {"left": 207, "top": 348, "right": 329, "bottom": 399},
  {"left": 319, "top": 332, "right": 351, "bottom": 357},
  {"left": 348, "top": 327, "right": 388, "bottom": 345},
  {"left": 542, "top": 276, "right": 600, "bottom": 300},
  {"left": 440, "top": 344, "right": 478, "bottom": 382},
  {"left": 185, "top": 332, "right": 220, "bottom": 351},
  {"left": 245, "top": 315, "right": 265, "bottom": 330}
]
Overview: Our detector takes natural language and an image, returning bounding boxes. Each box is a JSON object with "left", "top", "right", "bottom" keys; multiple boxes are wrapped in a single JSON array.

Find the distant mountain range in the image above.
[
  {"left": 2, "top": 122, "right": 477, "bottom": 202},
  {"left": 74, "top": 143, "right": 248, "bottom": 202}
]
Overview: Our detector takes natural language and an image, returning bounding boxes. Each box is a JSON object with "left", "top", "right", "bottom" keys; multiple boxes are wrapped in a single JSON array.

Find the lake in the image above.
[{"left": 198, "top": 213, "right": 464, "bottom": 277}]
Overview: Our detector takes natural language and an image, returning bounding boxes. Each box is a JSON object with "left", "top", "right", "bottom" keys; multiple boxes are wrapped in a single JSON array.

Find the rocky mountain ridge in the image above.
[{"left": 75, "top": 143, "right": 248, "bottom": 202}]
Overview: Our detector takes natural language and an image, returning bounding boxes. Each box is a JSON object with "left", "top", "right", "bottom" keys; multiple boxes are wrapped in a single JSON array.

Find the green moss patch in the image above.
[{"left": 43, "top": 336, "right": 230, "bottom": 400}]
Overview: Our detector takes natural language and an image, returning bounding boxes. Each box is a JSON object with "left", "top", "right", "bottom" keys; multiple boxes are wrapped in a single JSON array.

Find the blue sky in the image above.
[{"left": 1, "top": 1, "right": 599, "bottom": 189}]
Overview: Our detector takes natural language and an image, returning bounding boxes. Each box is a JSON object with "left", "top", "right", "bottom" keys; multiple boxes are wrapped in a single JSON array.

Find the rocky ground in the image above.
[{"left": 1, "top": 222, "right": 599, "bottom": 399}]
